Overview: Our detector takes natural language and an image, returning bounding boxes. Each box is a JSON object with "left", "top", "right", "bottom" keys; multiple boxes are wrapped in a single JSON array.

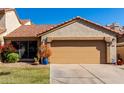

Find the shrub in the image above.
[
  {"left": 0, "top": 45, "right": 3, "bottom": 61},
  {"left": 2, "top": 43, "right": 16, "bottom": 53},
  {"left": 6, "top": 53, "right": 19, "bottom": 63},
  {"left": 1, "top": 43, "right": 17, "bottom": 62}
]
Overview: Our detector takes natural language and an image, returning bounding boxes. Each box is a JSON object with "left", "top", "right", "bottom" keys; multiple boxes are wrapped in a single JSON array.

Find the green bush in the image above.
[
  {"left": 6, "top": 53, "right": 19, "bottom": 63},
  {"left": 1, "top": 43, "right": 17, "bottom": 62}
]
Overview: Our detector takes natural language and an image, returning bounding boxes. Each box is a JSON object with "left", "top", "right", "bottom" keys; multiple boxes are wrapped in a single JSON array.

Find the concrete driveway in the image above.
[{"left": 50, "top": 64, "right": 124, "bottom": 84}]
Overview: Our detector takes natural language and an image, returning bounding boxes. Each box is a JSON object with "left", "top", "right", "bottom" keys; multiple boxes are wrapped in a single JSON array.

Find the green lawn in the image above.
[{"left": 0, "top": 66, "right": 49, "bottom": 84}]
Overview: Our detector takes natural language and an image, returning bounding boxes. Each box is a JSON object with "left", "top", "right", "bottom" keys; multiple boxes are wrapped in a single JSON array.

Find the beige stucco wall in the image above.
[
  {"left": 0, "top": 10, "right": 21, "bottom": 45},
  {"left": 4, "top": 11, "right": 21, "bottom": 35},
  {"left": 41, "top": 21, "right": 117, "bottom": 63}
]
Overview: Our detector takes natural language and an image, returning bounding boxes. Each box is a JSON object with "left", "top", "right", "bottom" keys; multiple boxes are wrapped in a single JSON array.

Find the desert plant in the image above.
[
  {"left": 40, "top": 44, "right": 52, "bottom": 58},
  {"left": 6, "top": 53, "right": 19, "bottom": 63},
  {"left": 40, "top": 44, "right": 51, "bottom": 64}
]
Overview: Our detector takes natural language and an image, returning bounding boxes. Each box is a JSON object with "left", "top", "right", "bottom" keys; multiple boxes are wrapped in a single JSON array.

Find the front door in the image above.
[
  {"left": 12, "top": 41, "right": 37, "bottom": 59},
  {"left": 29, "top": 41, "right": 37, "bottom": 58}
]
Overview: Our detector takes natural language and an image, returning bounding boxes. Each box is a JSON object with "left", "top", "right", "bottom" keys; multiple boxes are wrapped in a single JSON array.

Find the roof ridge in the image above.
[{"left": 37, "top": 16, "right": 120, "bottom": 36}]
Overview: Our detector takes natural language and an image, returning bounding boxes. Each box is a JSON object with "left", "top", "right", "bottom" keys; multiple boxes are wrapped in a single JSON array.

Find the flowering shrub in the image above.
[
  {"left": 1, "top": 43, "right": 16, "bottom": 53},
  {"left": 0, "top": 42, "right": 17, "bottom": 62}
]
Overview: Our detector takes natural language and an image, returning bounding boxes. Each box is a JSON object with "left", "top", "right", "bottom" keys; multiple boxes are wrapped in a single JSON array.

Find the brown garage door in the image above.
[{"left": 50, "top": 40, "right": 106, "bottom": 64}]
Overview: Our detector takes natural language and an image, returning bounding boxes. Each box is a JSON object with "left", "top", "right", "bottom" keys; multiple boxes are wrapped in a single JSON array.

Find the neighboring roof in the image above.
[
  {"left": 0, "top": 26, "right": 6, "bottom": 34},
  {"left": 0, "top": 28, "right": 4, "bottom": 34},
  {"left": 37, "top": 16, "right": 120, "bottom": 37},
  {"left": 20, "top": 19, "right": 31, "bottom": 25},
  {"left": 106, "top": 26, "right": 123, "bottom": 34},
  {"left": 106, "top": 23, "right": 124, "bottom": 34},
  {"left": 5, "top": 25, "right": 56, "bottom": 38},
  {"left": 0, "top": 8, "right": 14, "bottom": 13},
  {"left": 117, "top": 33, "right": 124, "bottom": 37}
]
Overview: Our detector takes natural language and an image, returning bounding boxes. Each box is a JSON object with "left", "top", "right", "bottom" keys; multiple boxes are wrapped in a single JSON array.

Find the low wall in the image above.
[{"left": 117, "top": 46, "right": 124, "bottom": 60}]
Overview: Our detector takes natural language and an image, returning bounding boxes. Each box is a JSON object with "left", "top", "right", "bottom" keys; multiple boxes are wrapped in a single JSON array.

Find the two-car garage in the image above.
[
  {"left": 39, "top": 17, "right": 117, "bottom": 64},
  {"left": 50, "top": 40, "right": 106, "bottom": 64}
]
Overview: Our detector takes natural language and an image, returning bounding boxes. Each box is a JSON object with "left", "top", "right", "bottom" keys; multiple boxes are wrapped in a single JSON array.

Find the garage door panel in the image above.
[
  {"left": 50, "top": 40, "right": 106, "bottom": 64},
  {"left": 51, "top": 48, "right": 100, "bottom": 57}
]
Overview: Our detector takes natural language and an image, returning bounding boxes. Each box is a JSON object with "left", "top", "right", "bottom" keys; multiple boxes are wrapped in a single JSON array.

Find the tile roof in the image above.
[
  {"left": 0, "top": 26, "right": 6, "bottom": 34},
  {"left": 37, "top": 16, "right": 120, "bottom": 36},
  {"left": 105, "top": 26, "right": 122, "bottom": 34},
  {"left": 20, "top": 19, "right": 31, "bottom": 25},
  {"left": 5, "top": 24, "right": 56, "bottom": 38},
  {"left": 5, "top": 16, "right": 121, "bottom": 38},
  {"left": 0, "top": 8, "right": 14, "bottom": 13}
]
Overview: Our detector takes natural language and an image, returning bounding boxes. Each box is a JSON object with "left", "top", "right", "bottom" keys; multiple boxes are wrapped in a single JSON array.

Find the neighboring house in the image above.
[
  {"left": 106, "top": 23, "right": 124, "bottom": 61},
  {"left": 0, "top": 8, "right": 31, "bottom": 45},
  {"left": 0, "top": 8, "right": 120, "bottom": 64},
  {"left": 117, "top": 35, "right": 124, "bottom": 60}
]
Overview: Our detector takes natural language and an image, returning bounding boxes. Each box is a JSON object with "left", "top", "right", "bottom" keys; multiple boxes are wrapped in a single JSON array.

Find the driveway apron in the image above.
[
  {"left": 50, "top": 64, "right": 124, "bottom": 84},
  {"left": 50, "top": 64, "right": 103, "bottom": 84},
  {"left": 81, "top": 64, "right": 124, "bottom": 84}
]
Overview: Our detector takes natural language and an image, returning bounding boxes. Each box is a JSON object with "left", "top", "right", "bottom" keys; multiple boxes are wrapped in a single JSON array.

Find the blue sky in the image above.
[{"left": 16, "top": 8, "right": 124, "bottom": 26}]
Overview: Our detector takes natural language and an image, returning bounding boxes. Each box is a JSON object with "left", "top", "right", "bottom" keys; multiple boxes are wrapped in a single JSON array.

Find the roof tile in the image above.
[
  {"left": 0, "top": 8, "right": 14, "bottom": 13},
  {"left": 5, "top": 24, "right": 56, "bottom": 38},
  {"left": 0, "top": 26, "right": 5, "bottom": 34}
]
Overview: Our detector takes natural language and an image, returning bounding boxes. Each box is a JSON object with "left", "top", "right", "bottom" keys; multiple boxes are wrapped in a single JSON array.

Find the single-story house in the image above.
[{"left": 0, "top": 8, "right": 121, "bottom": 64}]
